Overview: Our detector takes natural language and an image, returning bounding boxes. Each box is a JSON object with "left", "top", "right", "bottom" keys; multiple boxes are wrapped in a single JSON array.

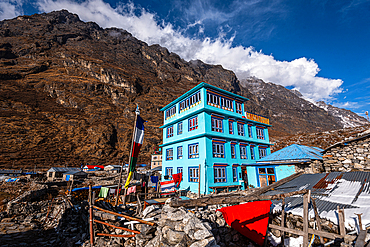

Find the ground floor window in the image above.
[
  {"left": 232, "top": 167, "right": 238, "bottom": 182},
  {"left": 214, "top": 166, "right": 226, "bottom": 183},
  {"left": 257, "top": 167, "right": 275, "bottom": 187},
  {"left": 166, "top": 167, "right": 173, "bottom": 178},
  {"left": 189, "top": 167, "right": 199, "bottom": 182},
  {"left": 177, "top": 167, "right": 183, "bottom": 181}
]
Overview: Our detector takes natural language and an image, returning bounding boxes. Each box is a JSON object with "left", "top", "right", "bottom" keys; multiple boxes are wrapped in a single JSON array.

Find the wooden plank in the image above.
[
  {"left": 303, "top": 193, "right": 309, "bottom": 247},
  {"left": 93, "top": 205, "right": 156, "bottom": 226},
  {"left": 170, "top": 189, "right": 308, "bottom": 208},
  {"left": 338, "top": 206, "right": 346, "bottom": 236},
  {"left": 354, "top": 230, "right": 367, "bottom": 247},
  {"left": 96, "top": 233, "right": 136, "bottom": 238},
  {"left": 94, "top": 219, "right": 140, "bottom": 234},
  {"left": 311, "top": 197, "right": 324, "bottom": 244},
  {"left": 268, "top": 224, "right": 343, "bottom": 240}
]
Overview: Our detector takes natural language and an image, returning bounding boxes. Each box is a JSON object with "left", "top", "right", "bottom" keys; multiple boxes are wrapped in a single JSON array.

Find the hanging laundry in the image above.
[
  {"left": 151, "top": 176, "right": 159, "bottom": 191},
  {"left": 172, "top": 173, "right": 182, "bottom": 187},
  {"left": 127, "top": 186, "right": 136, "bottom": 195},
  {"left": 109, "top": 188, "right": 116, "bottom": 195},
  {"left": 98, "top": 187, "right": 109, "bottom": 198}
]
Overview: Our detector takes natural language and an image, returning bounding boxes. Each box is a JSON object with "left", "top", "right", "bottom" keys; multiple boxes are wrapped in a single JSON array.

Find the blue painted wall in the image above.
[{"left": 160, "top": 83, "right": 272, "bottom": 194}]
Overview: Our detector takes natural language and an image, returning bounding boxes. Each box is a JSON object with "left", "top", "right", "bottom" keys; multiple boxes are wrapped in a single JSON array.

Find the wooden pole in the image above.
[
  {"left": 115, "top": 111, "right": 138, "bottom": 207},
  {"left": 311, "top": 197, "right": 324, "bottom": 244},
  {"left": 303, "top": 193, "right": 309, "bottom": 247},
  {"left": 355, "top": 213, "right": 363, "bottom": 231},
  {"left": 198, "top": 164, "right": 201, "bottom": 198},
  {"left": 93, "top": 205, "right": 156, "bottom": 226},
  {"left": 89, "top": 184, "right": 94, "bottom": 247},
  {"left": 280, "top": 198, "right": 285, "bottom": 245},
  {"left": 338, "top": 206, "right": 346, "bottom": 236},
  {"left": 96, "top": 233, "right": 136, "bottom": 238},
  {"left": 94, "top": 219, "right": 140, "bottom": 234}
]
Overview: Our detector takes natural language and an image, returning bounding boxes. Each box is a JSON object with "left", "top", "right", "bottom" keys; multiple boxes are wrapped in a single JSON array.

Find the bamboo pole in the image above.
[
  {"left": 94, "top": 219, "right": 140, "bottom": 234},
  {"left": 89, "top": 184, "right": 94, "bottom": 247},
  {"left": 93, "top": 205, "right": 156, "bottom": 226},
  {"left": 115, "top": 110, "right": 138, "bottom": 207}
]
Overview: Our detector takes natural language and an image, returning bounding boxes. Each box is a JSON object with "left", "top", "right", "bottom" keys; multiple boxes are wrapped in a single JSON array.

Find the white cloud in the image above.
[
  {"left": 3, "top": 0, "right": 344, "bottom": 102},
  {"left": 0, "top": 0, "right": 23, "bottom": 20}
]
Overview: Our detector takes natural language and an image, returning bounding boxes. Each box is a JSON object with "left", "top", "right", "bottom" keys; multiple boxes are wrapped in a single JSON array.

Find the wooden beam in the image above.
[
  {"left": 170, "top": 189, "right": 308, "bottom": 208},
  {"left": 96, "top": 233, "right": 136, "bottom": 238},
  {"left": 338, "top": 206, "right": 346, "bottom": 236},
  {"left": 303, "top": 193, "right": 309, "bottom": 247},
  {"left": 268, "top": 224, "right": 343, "bottom": 240},
  {"left": 354, "top": 230, "right": 367, "bottom": 247},
  {"left": 280, "top": 198, "right": 285, "bottom": 245},
  {"left": 94, "top": 219, "right": 140, "bottom": 234},
  {"left": 93, "top": 206, "right": 156, "bottom": 226},
  {"left": 311, "top": 197, "right": 324, "bottom": 244}
]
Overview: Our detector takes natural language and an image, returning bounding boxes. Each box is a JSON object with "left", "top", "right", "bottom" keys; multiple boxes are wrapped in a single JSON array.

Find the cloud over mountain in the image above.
[{"left": 1, "top": 0, "right": 343, "bottom": 101}]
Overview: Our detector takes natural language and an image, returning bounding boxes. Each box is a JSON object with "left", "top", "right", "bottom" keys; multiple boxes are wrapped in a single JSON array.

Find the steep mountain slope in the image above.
[{"left": 0, "top": 10, "right": 367, "bottom": 169}]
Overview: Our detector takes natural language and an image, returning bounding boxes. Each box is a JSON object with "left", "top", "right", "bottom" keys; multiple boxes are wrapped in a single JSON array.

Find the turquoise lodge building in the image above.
[{"left": 160, "top": 82, "right": 279, "bottom": 194}]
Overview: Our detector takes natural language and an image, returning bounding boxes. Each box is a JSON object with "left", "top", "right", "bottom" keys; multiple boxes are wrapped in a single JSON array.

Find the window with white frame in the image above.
[
  {"left": 248, "top": 125, "right": 253, "bottom": 138},
  {"left": 188, "top": 143, "right": 199, "bottom": 159},
  {"left": 229, "top": 120, "right": 234, "bottom": 134},
  {"left": 259, "top": 147, "right": 267, "bottom": 158},
  {"left": 165, "top": 106, "right": 176, "bottom": 119},
  {"left": 177, "top": 146, "right": 183, "bottom": 159},
  {"left": 233, "top": 167, "right": 238, "bottom": 182},
  {"left": 236, "top": 102, "right": 243, "bottom": 114},
  {"left": 211, "top": 117, "right": 223, "bottom": 132},
  {"left": 212, "top": 142, "right": 225, "bottom": 158},
  {"left": 256, "top": 127, "right": 265, "bottom": 139},
  {"left": 237, "top": 123, "right": 245, "bottom": 136},
  {"left": 240, "top": 145, "right": 247, "bottom": 159},
  {"left": 214, "top": 166, "right": 226, "bottom": 183},
  {"left": 250, "top": 146, "right": 255, "bottom": 160},
  {"left": 166, "top": 148, "right": 173, "bottom": 160},
  {"left": 178, "top": 122, "right": 183, "bottom": 135},
  {"left": 189, "top": 167, "right": 199, "bottom": 182},
  {"left": 189, "top": 116, "right": 198, "bottom": 131},
  {"left": 207, "top": 92, "right": 220, "bottom": 106},
  {"left": 167, "top": 126, "right": 174, "bottom": 138},
  {"left": 231, "top": 144, "right": 236, "bottom": 159}
]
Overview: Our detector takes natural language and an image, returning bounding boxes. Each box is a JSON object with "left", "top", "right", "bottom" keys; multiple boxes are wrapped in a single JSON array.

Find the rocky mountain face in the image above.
[{"left": 0, "top": 10, "right": 367, "bottom": 169}]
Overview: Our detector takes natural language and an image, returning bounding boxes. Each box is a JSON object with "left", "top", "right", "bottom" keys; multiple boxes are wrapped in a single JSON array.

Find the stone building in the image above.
[{"left": 322, "top": 131, "right": 370, "bottom": 172}]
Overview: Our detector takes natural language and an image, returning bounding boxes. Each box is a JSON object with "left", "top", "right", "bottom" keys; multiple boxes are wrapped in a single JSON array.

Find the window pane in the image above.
[
  {"left": 268, "top": 175, "right": 276, "bottom": 185},
  {"left": 267, "top": 168, "right": 274, "bottom": 174},
  {"left": 258, "top": 168, "right": 266, "bottom": 174},
  {"left": 259, "top": 175, "right": 268, "bottom": 187}
]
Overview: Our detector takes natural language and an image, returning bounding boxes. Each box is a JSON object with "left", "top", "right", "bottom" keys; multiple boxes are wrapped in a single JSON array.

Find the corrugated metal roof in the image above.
[
  {"left": 257, "top": 144, "right": 323, "bottom": 164},
  {"left": 47, "top": 167, "right": 81, "bottom": 172},
  {"left": 262, "top": 171, "right": 370, "bottom": 223}
]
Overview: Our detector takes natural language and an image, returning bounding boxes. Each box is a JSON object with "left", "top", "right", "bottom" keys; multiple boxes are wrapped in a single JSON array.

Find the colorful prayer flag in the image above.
[
  {"left": 124, "top": 114, "right": 145, "bottom": 188},
  {"left": 160, "top": 180, "right": 176, "bottom": 192}
]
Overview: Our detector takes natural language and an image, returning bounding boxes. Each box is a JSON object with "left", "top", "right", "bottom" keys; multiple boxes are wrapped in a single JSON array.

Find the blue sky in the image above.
[{"left": 1, "top": 0, "right": 370, "bottom": 118}]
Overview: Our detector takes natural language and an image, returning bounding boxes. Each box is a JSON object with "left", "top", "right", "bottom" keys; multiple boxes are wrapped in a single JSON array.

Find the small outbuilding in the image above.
[
  {"left": 46, "top": 167, "right": 81, "bottom": 181},
  {"left": 63, "top": 170, "right": 88, "bottom": 181},
  {"left": 245, "top": 144, "right": 323, "bottom": 188}
]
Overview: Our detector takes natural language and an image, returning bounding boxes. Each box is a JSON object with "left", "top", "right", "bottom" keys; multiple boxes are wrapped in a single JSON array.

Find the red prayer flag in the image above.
[{"left": 172, "top": 173, "right": 182, "bottom": 187}]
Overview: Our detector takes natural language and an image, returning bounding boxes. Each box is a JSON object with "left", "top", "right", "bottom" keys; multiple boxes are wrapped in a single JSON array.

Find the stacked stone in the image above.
[{"left": 323, "top": 136, "right": 370, "bottom": 172}]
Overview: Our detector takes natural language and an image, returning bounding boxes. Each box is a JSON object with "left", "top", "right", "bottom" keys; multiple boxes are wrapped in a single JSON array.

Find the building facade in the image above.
[
  {"left": 151, "top": 154, "right": 163, "bottom": 170},
  {"left": 160, "top": 82, "right": 271, "bottom": 194}
]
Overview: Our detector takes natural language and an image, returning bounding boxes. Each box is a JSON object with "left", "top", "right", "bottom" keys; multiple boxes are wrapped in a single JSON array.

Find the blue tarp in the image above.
[
  {"left": 72, "top": 186, "right": 102, "bottom": 192},
  {"left": 5, "top": 178, "right": 19, "bottom": 182}
]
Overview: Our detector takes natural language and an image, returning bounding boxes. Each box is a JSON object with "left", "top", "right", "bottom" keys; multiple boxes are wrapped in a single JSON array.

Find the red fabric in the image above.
[
  {"left": 217, "top": 200, "right": 271, "bottom": 246},
  {"left": 172, "top": 173, "right": 182, "bottom": 187},
  {"left": 131, "top": 142, "right": 142, "bottom": 158}
]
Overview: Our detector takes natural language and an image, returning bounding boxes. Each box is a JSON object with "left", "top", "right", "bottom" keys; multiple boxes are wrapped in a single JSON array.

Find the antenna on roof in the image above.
[{"left": 366, "top": 111, "right": 369, "bottom": 122}]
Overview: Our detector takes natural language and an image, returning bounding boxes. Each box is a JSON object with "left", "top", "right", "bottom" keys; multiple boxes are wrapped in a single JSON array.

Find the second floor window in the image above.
[
  {"left": 248, "top": 125, "right": 253, "bottom": 138},
  {"left": 189, "top": 143, "right": 199, "bottom": 159},
  {"left": 167, "top": 126, "right": 174, "bottom": 138},
  {"left": 240, "top": 146, "right": 247, "bottom": 159},
  {"left": 178, "top": 122, "right": 183, "bottom": 135},
  {"left": 189, "top": 116, "right": 198, "bottom": 131},
  {"left": 237, "top": 123, "right": 245, "bottom": 136},
  {"left": 177, "top": 146, "right": 183, "bottom": 159},
  {"left": 231, "top": 144, "right": 236, "bottom": 159},
  {"left": 257, "top": 128, "right": 265, "bottom": 139},
  {"left": 212, "top": 142, "right": 225, "bottom": 158},
  {"left": 212, "top": 117, "right": 223, "bottom": 132},
  {"left": 166, "top": 148, "right": 173, "bottom": 160}
]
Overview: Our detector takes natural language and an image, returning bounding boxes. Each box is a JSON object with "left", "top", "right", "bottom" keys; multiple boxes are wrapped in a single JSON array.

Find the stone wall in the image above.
[
  {"left": 323, "top": 136, "right": 370, "bottom": 172},
  {"left": 295, "top": 160, "right": 324, "bottom": 174}
]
